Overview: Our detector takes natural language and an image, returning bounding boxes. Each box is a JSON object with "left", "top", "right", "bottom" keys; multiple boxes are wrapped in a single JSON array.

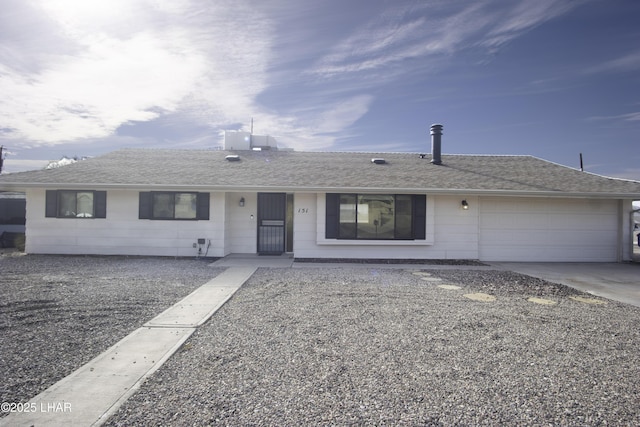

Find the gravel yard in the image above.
[
  {"left": 103, "top": 266, "right": 640, "bottom": 426},
  {"left": 2, "top": 254, "right": 639, "bottom": 426},
  {"left": 0, "top": 252, "right": 222, "bottom": 410}
]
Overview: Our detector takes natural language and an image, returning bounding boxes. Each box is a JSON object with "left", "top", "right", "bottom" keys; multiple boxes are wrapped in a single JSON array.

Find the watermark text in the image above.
[{"left": 1, "top": 401, "right": 72, "bottom": 413}]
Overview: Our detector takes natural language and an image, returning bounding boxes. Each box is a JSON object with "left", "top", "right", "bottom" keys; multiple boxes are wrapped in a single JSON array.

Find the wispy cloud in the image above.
[
  {"left": 586, "top": 111, "right": 640, "bottom": 122},
  {"left": 621, "top": 112, "right": 640, "bottom": 122},
  {"left": 311, "top": 0, "right": 583, "bottom": 79},
  {"left": 310, "top": 4, "right": 481, "bottom": 78},
  {"left": 241, "top": 94, "right": 375, "bottom": 151},
  {"left": 584, "top": 50, "right": 640, "bottom": 74},
  {"left": 481, "top": 0, "right": 582, "bottom": 49},
  {"left": 307, "top": 95, "right": 374, "bottom": 135}
]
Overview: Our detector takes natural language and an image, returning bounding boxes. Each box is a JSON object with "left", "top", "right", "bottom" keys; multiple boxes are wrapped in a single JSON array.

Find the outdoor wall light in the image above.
[
  {"left": 239, "top": 197, "right": 245, "bottom": 207},
  {"left": 461, "top": 200, "right": 469, "bottom": 210}
]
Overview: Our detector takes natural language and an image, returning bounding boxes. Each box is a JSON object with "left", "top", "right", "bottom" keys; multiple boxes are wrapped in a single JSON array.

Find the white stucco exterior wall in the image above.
[
  {"left": 22, "top": 189, "right": 632, "bottom": 262},
  {"left": 25, "top": 189, "right": 225, "bottom": 257}
]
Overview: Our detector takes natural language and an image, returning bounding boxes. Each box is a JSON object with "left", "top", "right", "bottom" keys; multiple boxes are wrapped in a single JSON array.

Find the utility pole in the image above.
[{"left": 0, "top": 145, "right": 4, "bottom": 174}]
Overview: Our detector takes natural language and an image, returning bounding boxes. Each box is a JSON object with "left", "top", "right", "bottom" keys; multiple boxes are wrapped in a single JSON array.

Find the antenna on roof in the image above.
[
  {"left": 579, "top": 152, "right": 584, "bottom": 172},
  {"left": 250, "top": 118, "right": 254, "bottom": 148}
]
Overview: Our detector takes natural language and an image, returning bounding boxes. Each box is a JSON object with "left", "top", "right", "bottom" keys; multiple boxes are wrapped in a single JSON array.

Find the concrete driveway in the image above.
[{"left": 491, "top": 262, "right": 640, "bottom": 308}]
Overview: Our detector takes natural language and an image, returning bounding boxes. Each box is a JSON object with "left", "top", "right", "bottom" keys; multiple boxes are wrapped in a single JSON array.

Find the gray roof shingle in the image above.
[{"left": 1, "top": 149, "right": 639, "bottom": 197}]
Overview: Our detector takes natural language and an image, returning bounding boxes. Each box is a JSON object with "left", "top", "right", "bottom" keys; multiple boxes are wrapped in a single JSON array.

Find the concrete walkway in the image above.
[
  {"left": 0, "top": 267, "right": 256, "bottom": 427},
  {"left": 491, "top": 262, "right": 640, "bottom": 308},
  {"left": 209, "top": 253, "right": 295, "bottom": 268}
]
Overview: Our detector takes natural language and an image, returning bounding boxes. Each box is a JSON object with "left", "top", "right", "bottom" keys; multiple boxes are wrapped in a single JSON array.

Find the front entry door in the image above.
[{"left": 257, "top": 193, "right": 286, "bottom": 254}]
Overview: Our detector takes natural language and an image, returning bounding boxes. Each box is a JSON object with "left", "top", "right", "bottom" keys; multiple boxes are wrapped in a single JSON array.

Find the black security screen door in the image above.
[{"left": 257, "top": 193, "right": 286, "bottom": 254}]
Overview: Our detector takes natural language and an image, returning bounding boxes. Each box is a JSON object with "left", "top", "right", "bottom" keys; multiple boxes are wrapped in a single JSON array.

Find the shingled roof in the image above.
[{"left": 1, "top": 149, "right": 639, "bottom": 198}]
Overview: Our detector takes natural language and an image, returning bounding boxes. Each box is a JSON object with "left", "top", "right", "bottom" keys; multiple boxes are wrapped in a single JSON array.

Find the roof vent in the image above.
[
  {"left": 225, "top": 155, "right": 240, "bottom": 161},
  {"left": 371, "top": 158, "right": 386, "bottom": 164},
  {"left": 430, "top": 124, "right": 443, "bottom": 165}
]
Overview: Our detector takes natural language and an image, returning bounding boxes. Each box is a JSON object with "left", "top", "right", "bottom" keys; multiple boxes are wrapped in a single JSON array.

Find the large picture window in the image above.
[
  {"left": 139, "top": 192, "right": 210, "bottom": 220},
  {"left": 326, "top": 194, "right": 426, "bottom": 240},
  {"left": 45, "top": 190, "right": 107, "bottom": 218}
]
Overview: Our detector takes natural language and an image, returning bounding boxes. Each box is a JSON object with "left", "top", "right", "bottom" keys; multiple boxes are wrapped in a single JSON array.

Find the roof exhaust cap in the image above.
[{"left": 430, "top": 123, "right": 443, "bottom": 165}]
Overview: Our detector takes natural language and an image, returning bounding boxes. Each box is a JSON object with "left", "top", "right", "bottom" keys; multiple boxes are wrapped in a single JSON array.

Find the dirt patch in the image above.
[
  {"left": 527, "top": 297, "right": 557, "bottom": 305},
  {"left": 463, "top": 292, "right": 496, "bottom": 302}
]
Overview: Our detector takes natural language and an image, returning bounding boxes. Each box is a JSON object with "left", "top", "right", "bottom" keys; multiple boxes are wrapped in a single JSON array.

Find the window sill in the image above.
[{"left": 317, "top": 238, "right": 433, "bottom": 246}]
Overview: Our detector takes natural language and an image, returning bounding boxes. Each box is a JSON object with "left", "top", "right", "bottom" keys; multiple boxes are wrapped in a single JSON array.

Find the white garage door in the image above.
[{"left": 479, "top": 197, "right": 619, "bottom": 262}]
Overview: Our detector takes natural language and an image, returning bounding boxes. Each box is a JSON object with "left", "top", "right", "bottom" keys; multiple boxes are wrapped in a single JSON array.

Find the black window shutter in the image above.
[
  {"left": 45, "top": 190, "right": 58, "bottom": 217},
  {"left": 412, "top": 195, "right": 426, "bottom": 240},
  {"left": 94, "top": 191, "right": 107, "bottom": 218},
  {"left": 325, "top": 193, "right": 339, "bottom": 238},
  {"left": 196, "top": 193, "right": 210, "bottom": 220},
  {"left": 139, "top": 192, "right": 152, "bottom": 219}
]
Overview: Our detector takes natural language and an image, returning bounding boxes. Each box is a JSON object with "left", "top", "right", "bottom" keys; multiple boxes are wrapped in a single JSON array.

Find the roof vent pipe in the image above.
[{"left": 430, "top": 124, "right": 443, "bottom": 165}]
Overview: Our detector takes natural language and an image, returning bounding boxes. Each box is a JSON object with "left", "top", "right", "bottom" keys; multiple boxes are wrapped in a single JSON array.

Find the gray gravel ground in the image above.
[
  {"left": 0, "top": 252, "right": 221, "bottom": 411},
  {"left": 104, "top": 266, "right": 640, "bottom": 426}
]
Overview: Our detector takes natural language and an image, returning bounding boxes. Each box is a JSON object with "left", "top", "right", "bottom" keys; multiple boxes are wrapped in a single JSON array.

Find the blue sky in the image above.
[{"left": 1, "top": 0, "right": 639, "bottom": 181}]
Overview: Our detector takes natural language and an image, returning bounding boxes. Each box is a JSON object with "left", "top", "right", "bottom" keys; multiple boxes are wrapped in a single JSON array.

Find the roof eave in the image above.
[{"left": 2, "top": 182, "right": 638, "bottom": 199}]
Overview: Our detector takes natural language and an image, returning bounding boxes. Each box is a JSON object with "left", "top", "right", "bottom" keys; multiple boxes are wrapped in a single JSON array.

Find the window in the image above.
[
  {"left": 45, "top": 190, "right": 107, "bottom": 218},
  {"left": 139, "top": 192, "right": 210, "bottom": 220},
  {"left": 0, "top": 197, "right": 26, "bottom": 225},
  {"left": 326, "top": 193, "right": 425, "bottom": 240},
  {"left": 152, "top": 193, "right": 197, "bottom": 219}
]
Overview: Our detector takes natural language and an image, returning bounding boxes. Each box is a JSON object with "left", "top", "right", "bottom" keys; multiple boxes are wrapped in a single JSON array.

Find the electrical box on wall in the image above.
[{"left": 197, "top": 238, "right": 205, "bottom": 244}]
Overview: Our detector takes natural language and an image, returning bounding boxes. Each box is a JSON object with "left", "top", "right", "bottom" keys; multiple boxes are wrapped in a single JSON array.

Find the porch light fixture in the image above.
[
  {"left": 239, "top": 197, "right": 245, "bottom": 207},
  {"left": 461, "top": 200, "right": 469, "bottom": 210}
]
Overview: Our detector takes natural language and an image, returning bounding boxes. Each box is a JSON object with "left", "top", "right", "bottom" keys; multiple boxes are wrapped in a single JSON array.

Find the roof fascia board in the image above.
[{"left": 2, "top": 183, "right": 638, "bottom": 199}]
